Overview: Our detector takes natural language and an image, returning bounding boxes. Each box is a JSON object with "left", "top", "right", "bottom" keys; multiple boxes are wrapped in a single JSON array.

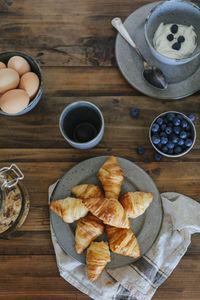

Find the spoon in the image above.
[{"left": 111, "top": 17, "right": 168, "bottom": 89}]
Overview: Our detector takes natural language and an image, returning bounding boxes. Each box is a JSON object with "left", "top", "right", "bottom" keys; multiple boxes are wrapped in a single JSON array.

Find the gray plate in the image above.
[
  {"left": 115, "top": 2, "right": 200, "bottom": 99},
  {"left": 50, "top": 156, "right": 163, "bottom": 269}
]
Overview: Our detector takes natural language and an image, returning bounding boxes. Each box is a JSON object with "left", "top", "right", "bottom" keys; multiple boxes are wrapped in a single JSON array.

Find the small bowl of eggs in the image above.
[{"left": 0, "top": 51, "right": 43, "bottom": 116}]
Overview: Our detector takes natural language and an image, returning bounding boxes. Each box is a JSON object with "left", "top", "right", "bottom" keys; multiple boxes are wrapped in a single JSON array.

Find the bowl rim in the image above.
[
  {"left": 144, "top": 0, "right": 200, "bottom": 63},
  {"left": 149, "top": 110, "right": 196, "bottom": 157},
  {"left": 0, "top": 50, "right": 43, "bottom": 116}
]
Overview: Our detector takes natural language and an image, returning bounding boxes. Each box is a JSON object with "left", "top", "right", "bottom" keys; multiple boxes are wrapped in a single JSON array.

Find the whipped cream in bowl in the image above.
[{"left": 144, "top": 0, "right": 200, "bottom": 65}]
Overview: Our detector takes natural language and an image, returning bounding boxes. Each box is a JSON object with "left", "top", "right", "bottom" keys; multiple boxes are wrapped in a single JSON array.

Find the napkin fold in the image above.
[{"left": 49, "top": 182, "right": 200, "bottom": 300}]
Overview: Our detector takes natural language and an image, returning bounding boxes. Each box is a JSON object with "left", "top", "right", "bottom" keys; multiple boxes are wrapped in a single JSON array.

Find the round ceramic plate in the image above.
[
  {"left": 115, "top": 1, "right": 200, "bottom": 99},
  {"left": 50, "top": 156, "right": 163, "bottom": 269}
]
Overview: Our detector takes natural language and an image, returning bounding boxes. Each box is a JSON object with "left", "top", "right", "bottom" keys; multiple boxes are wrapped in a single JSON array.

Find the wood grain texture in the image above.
[{"left": 0, "top": 0, "right": 200, "bottom": 299}]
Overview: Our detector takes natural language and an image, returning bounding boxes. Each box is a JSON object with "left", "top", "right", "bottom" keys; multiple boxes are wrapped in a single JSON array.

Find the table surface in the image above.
[{"left": 0, "top": 0, "right": 200, "bottom": 299}]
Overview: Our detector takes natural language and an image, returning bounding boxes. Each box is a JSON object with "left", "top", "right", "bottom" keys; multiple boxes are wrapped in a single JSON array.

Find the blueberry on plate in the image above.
[
  {"left": 185, "top": 139, "right": 193, "bottom": 147},
  {"left": 167, "top": 149, "right": 174, "bottom": 155},
  {"left": 162, "top": 145, "right": 168, "bottom": 153},
  {"left": 165, "top": 127, "right": 172, "bottom": 135},
  {"left": 180, "top": 131, "right": 187, "bottom": 139},
  {"left": 151, "top": 123, "right": 159, "bottom": 133},
  {"left": 186, "top": 123, "right": 191, "bottom": 131},
  {"left": 172, "top": 42, "right": 181, "bottom": 50},
  {"left": 154, "top": 153, "right": 163, "bottom": 161},
  {"left": 167, "top": 141, "right": 175, "bottom": 149},
  {"left": 168, "top": 122, "right": 173, "bottom": 128},
  {"left": 167, "top": 112, "right": 175, "bottom": 121},
  {"left": 137, "top": 147, "right": 145, "bottom": 155},
  {"left": 181, "top": 120, "right": 188, "bottom": 128},
  {"left": 161, "top": 136, "right": 168, "bottom": 144},
  {"left": 167, "top": 34, "right": 174, "bottom": 41},
  {"left": 178, "top": 139, "right": 184, "bottom": 146},
  {"left": 156, "top": 117, "right": 163, "bottom": 126},
  {"left": 152, "top": 135, "right": 160, "bottom": 144},
  {"left": 178, "top": 35, "right": 185, "bottom": 43},
  {"left": 171, "top": 24, "right": 178, "bottom": 34},
  {"left": 174, "top": 146, "right": 182, "bottom": 154},
  {"left": 171, "top": 135, "right": 179, "bottom": 144},
  {"left": 161, "top": 124, "right": 167, "bottom": 131},
  {"left": 174, "top": 126, "right": 181, "bottom": 135},
  {"left": 173, "top": 117, "right": 181, "bottom": 126},
  {"left": 130, "top": 107, "right": 139, "bottom": 117},
  {"left": 187, "top": 113, "right": 195, "bottom": 122},
  {"left": 160, "top": 131, "right": 167, "bottom": 137},
  {"left": 156, "top": 142, "right": 162, "bottom": 149}
]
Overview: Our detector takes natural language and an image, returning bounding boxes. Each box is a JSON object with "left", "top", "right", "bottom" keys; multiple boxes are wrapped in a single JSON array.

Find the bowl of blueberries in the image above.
[{"left": 149, "top": 111, "right": 196, "bottom": 158}]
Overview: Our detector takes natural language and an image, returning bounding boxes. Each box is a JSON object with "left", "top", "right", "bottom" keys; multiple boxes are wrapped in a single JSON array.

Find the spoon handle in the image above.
[{"left": 111, "top": 17, "right": 146, "bottom": 63}]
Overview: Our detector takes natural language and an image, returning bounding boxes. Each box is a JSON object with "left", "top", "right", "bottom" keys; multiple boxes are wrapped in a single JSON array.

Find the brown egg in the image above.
[
  {"left": 0, "top": 62, "right": 6, "bottom": 69},
  {"left": 19, "top": 72, "right": 39, "bottom": 99},
  {"left": 0, "top": 68, "right": 20, "bottom": 93},
  {"left": 0, "top": 89, "right": 30, "bottom": 114},
  {"left": 7, "top": 56, "right": 31, "bottom": 76}
]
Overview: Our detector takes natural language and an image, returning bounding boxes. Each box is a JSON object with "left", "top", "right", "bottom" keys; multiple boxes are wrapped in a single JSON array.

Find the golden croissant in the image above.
[
  {"left": 106, "top": 225, "right": 140, "bottom": 258},
  {"left": 72, "top": 184, "right": 104, "bottom": 199},
  {"left": 97, "top": 156, "right": 124, "bottom": 199},
  {"left": 49, "top": 197, "right": 88, "bottom": 223},
  {"left": 82, "top": 197, "right": 130, "bottom": 228},
  {"left": 120, "top": 192, "right": 153, "bottom": 219},
  {"left": 75, "top": 214, "right": 104, "bottom": 254},
  {"left": 86, "top": 241, "right": 111, "bottom": 282}
]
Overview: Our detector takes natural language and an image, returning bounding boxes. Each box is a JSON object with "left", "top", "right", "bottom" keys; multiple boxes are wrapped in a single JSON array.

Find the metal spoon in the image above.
[{"left": 111, "top": 17, "right": 168, "bottom": 89}]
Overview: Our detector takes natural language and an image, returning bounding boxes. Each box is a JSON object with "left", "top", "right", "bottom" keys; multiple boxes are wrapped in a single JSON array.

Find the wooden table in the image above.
[{"left": 0, "top": 0, "right": 200, "bottom": 299}]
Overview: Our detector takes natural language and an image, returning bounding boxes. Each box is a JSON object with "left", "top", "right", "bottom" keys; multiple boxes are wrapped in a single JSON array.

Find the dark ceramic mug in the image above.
[{"left": 59, "top": 101, "right": 104, "bottom": 149}]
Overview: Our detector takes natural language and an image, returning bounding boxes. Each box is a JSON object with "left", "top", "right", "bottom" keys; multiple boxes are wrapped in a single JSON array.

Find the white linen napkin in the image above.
[{"left": 49, "top": 182, "right": 200, "bottom": 300}]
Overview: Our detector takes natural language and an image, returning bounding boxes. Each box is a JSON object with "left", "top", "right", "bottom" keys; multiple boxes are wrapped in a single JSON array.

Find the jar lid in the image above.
[{"left": 0, "top": 164, "right": 29, "bottom": 238}]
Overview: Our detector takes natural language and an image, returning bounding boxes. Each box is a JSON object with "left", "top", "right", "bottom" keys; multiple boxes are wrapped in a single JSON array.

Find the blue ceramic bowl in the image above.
[
  {"left": 149, "top": 111, "right": 196, "bottom": 158},
  {"left": 59, "top": 101, "right": 104, "bottom": 149},
  {"left": 145, "top": 0, "right": 200, "bottom": 65},
  {"left": 0, "top": 51, "right": 43, "bottom": 116}
]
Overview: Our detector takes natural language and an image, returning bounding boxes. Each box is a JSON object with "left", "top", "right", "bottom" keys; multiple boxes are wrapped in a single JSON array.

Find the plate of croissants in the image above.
[{"left": 49, "top": 156, "right": 162, "bottom": 282}]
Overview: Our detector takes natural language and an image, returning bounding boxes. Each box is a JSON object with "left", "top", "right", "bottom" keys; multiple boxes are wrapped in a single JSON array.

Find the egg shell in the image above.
[
  {"left": 0, "top": 89, "right": 30, "bottom": 114},
  {"left": 0, "top": 62, "right": 6, "bottom": 69},
  {"left": 0, "top": 68, "right": 20, "bottom": 93},
  {"left": 7, "top": 56, "right": 31, "bottom": 76},
  {"left": 19, "top": 72, "right": 40, "bottom": 99}
]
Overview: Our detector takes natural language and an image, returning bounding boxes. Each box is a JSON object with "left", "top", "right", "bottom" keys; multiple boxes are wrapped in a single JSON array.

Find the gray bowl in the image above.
[
  {"left": 145, "top": 0, "right": 200, "bottom": 65},
  {"left": 0, "top": 51, "right": 43, "bottom": 116},
  {"left": 149, "top": 111, "right": 196, "bottom": 157}
]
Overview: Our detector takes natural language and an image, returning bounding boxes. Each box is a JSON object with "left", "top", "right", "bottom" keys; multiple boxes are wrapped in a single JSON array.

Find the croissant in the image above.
[
  {"left": 72, "top": 184, "right": 104, "bottom": 199},
  {"left": 82, "top": 197, "right": 130, "bottom": 228},
  {"left": 75, "top": 214, "right": 104, "bottom": 254},
  {"left": 97, "top": 156, "right": 124, "bottom": 199},
  {"left": 86, "top": 241, "right": 111, "bottom": 282},
  {"left": 106, "top": 225, "right": 140, "bottom": 258},
  {"left": 49, "top": 197, "right": 88, "bottom": 223},
  {"left": 120, "top": 192, "right": 153, "bottom": 219}
]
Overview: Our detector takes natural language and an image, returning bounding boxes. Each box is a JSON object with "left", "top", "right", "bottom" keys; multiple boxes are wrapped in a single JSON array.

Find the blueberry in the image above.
[
  {"left": 156, "top": 142, "right": 162, "bottom": 149},
  {"left": 187, "top": 113, "right": 195, "bottom": 122},
  {"left": 156, "top": 117, "right": 163, "bottom": 126},
  {"left": 178, "top": 139, "right": 184, "bottom": 146},
  {"left": 137, "top": 147, "right": 145, "bottom": 155},
  {"left": 167, "top": 149, "right": 174, "bottom": 155},
  {"left": 186, "top": 124, "right": 191, "bottom": 131},
  {"left": 167, "top": 34, "right": 174, "bottom": 41},
  {"left": 165, "top": 127, "right": 172, "bottom": 135},
  {"left": 172, "top": 42, "right": 181, "bottom": 50},
  {"left": 154, "top": 153, "right": 163, "bottom": 161},
  {"left": 161, "top": 136, "right": 168, "bottom": 144},
  {"left": 173, "top": 117, "right": 181, "bottom": 126},
  {"left": 167, "top": 113, "right": 175, "bottom": 121},
  {"left": 130, "top": 107, "right": 139, "bottom": 117},
  {"left": 151, "top": 123, "right": 159, "bottom": 133},
  {"left": 167, "top": 141, "right": 175, "bottom": 149},
  {"left": 160, "top": 132, "right": 167, "bottom": 137},
  {"left": 152, "top": 135, "right": 160, "bottom": 144},
  {"left": 178, "top": 35, "right": 185, "bottom": 43},
  {"left": 180, "top": 131, "right": 187, "bottom": 139},
  {"left": 161, "top": 124, "right": 167, "bottom": 131},
  {"left": 187, "top": 132, "right": 192, "bottom": 138},
  {"left": 174, "top": 146, "right": 182, "bottom": 154},
  {"left": 171, "top": 135, "right": 179, "bottom": 144},
  {"left": 185, "top": 139, "right": 193, "bottom": 147},
  {"left": 171, "top": 24, "right": 178, "bottom": 34},
  {"left": 168, "top": 122, "right": 173, "bottom": 128},
  {"left": 174, "top": 126, "right": 181, "bottom": 135},
  {"left": 181, "top": 120, "right": 188, "bottom": 128},
  {"left": 162, "top": 146, "right": 168, "bottom": 153}
]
